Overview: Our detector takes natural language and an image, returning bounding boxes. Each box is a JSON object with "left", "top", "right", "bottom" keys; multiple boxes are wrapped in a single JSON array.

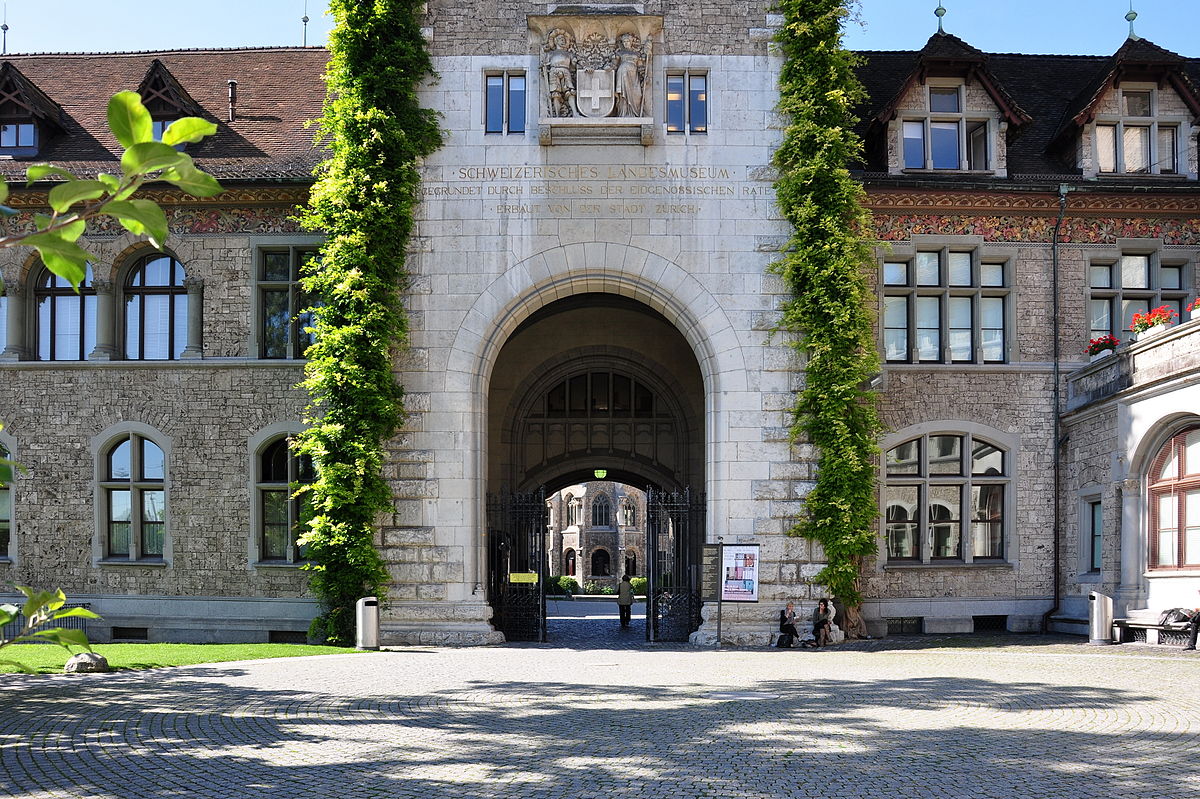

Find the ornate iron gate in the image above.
[
  {"left": 486, "top": 490, "right": 547, "bottom": 642},
  {"left": 645, "top": 487, "right": 705, "bottom": 642}
]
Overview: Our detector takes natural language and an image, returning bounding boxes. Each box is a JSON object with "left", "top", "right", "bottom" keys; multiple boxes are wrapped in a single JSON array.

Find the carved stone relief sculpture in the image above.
[{"left": 537, "top": 24, "right": 654, "bottom": 120}]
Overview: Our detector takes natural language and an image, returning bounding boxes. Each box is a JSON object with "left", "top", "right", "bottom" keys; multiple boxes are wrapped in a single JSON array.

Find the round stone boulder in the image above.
[{"left": 64, "top": 652, "right": 110, "bottom": 674}]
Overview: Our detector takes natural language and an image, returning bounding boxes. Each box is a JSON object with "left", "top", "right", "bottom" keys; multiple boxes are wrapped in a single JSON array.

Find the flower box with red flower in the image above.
[
  {"left": 1128, "top": 305, "right": 1179, "bottom": 340},
  {"left": 1085, "top": 335, "right": 1119, "bottom": 362}
]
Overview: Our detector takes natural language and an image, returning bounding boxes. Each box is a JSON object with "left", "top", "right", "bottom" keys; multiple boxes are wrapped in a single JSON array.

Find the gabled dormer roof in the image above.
[
  {"left": 0, "top": 61, "right": 65, "bottom": 132},
  {"left": 872, "top": 32, "right": 1032, "bottom": 129},
  {"left": 136, "top": 58, "right": 205, "bottom": 118},
  {"left": 1049, "top": 37, "right": 1200, "bottom": 150}
]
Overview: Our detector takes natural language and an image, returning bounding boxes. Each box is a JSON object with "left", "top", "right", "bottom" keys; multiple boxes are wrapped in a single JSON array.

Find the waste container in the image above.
[
  {"left": 355, "top": 596, "right": 380, "bottom": 650},
  {"left": 1088, "top": 591, "right": 1114, "bottom": 645}
]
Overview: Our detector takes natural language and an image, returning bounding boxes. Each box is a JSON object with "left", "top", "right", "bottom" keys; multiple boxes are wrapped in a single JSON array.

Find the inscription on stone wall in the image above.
[{"left": 421, "top": 164, "right": 773, "bottom": 217}]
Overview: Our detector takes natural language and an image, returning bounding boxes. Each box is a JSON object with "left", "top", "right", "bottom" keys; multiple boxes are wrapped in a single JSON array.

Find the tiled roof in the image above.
[
  {"left": 853, "top": 37, "right": 1200, "bottom": 180},
  {"left": 0, "top": 48, "right": 329, "bottom": 184}
]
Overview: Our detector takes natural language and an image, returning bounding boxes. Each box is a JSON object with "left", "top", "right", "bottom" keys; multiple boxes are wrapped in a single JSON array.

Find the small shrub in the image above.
[
  {"left": 583, "top": 581, "right": 616, "bottom": 595},
  {"left": 630, "top": 576, "right": 648, "bottom": 596},
  {"left": 557, "top": 577, "right": 580, "bottom": 595}
]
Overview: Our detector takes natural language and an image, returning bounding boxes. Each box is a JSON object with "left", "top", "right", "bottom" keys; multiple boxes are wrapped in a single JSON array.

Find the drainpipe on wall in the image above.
[{"left": 1041, "top": 183, "right": 1071, "bottom": 634}]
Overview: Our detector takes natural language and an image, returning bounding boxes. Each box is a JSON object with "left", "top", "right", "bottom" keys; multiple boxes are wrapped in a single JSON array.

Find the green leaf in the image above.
[
  {"left": 22, "top": 233, "right": 91, "bottom": 287},
  {"left": 108, "top": 90, "right": 153, "bottom": 148},
  {"left": 120, "top": 141, "right": 186, "bottom": 177},
  {"left": 57, "top": 219, "right": 86, "bottom": 243},
  {"left": 0, "top": 178, "right": 7, "bottom": 204},
  {"left": 51, "top": 606, "right": 102, "bottom": 621},
  {"left": 30, "top": 627, "right": 90, "bottom": 649},
  {"left": 20, "top": 587, "right": 55, "bottom": 620},
  {"left": 159, "top": 162, "right": 222, "bottom": 197},
  {"left": 161, "top": 117, "right": 217, "bottom": 146},
  {"left": 96, "top": 173, "right": 122, "bottom": 192},
  {"left": 0, "top": 461, "right": 10, "bottom": 484},
  {"left": 48, "top": 180, "right": 107, "bottom": 214},
  {"left": 26, "top": 164, "right": 79, "bottom": 183},
  {"left": 0, "top": 604, "right": 16, "bottom": 625},
  {"left": 106, "top": 199, "right": 168, "bottom": 249}
]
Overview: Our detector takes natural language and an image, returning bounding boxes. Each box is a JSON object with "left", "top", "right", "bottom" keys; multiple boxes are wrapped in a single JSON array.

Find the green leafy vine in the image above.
[
  {"left": 772, "top": 0, "right": 882, "bottom": 609},
  {"left": 297, "top": 0, "right": 442, "bottom": 645}
]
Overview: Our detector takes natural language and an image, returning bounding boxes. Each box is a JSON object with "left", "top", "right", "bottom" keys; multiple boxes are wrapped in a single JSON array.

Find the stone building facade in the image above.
[
  {"left": 0, "top": 13, "right": 1197, "bottom": 644},
  {"left": 545, "top": 482, "right": 646, "bottom": 591}
]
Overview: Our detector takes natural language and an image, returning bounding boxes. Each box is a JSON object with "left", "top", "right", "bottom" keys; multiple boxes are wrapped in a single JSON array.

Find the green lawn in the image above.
[{"left": 0, "top": 642, "right": 366, "bottom": 675}]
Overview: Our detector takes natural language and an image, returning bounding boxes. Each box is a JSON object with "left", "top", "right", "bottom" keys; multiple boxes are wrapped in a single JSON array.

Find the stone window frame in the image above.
[
  {"left": 880, "top": 421, "right": 1018, "bottom": 568},
  {"left": 0, "top": 428, "right": 15, "bottom": 564},
  {"left": 564, "top": 493, "right": 582, "bottom": 527},
  {"left": 563, "top": 547, "right": 576, "bottom": 576},
  {"left": 1146, "top": 424, "right": 1200, "bottom": 571},
  {"left": 248, "top": 422, "right": 312, "bottom": 568},
  {"left": 91, "top": 421, "right": 172, "bottom": 567},
  {"left": 664, "top": 67, "right": 708, "bottom": 135},
  {"left": 483, "top": 69, "right": 527, "bottom": 135},
  {"left": 898, "top": 79, "right": 998, "bottom": 173},
  {"left": 591, "top": 493, "right": 613, "bottom": 528},
  {"left": 1088, "top": 83, "right": 1186, "bottom": 177},
  {"left": 880, "top": 238, "right": 1014, "bottom": 365},
  {"left": 590, "top": 547, "right": 611, "bottom": 577},
  {"left": 248, "top": 236, "right": 324, "bottom": 360},
  {"left": 1087, "top": 241, "right": 1194, "bottom": 340},
  {"left": 1077, "top": 490, "right": 1104, "bottom": 583},
  {"left": 120, "top": 252, "right": 192, "bottom": 361},
  {"left": 619, "top": 499, "right": 636, "bottom": 528}
]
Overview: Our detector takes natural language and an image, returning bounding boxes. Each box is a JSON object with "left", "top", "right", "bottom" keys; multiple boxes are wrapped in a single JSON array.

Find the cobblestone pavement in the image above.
[{"left": 2, "top": 629, "right": 1198, "bottom": 799}]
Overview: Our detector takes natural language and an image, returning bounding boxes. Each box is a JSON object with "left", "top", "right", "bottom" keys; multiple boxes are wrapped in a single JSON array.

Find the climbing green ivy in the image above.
[
  {"left": 772, "top": 0, "right": 882, "bottom": 608},
  {"left": 297, "top": 0, "right": 442, "bottom": 645}
]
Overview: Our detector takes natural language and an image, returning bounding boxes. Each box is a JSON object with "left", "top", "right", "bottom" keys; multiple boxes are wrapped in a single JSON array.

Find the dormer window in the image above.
[
  {"left": 1093, "top": 88, "right": 1179, "bottom": 175},
  {"left": 136, "top": 59, "right": 205, "bottom": 148},
  {"left": 901, "top": 84, "right": 991, "bottom": 171},
  {"left": 0, "top": 121, "right": 35, "bottom": 150}
]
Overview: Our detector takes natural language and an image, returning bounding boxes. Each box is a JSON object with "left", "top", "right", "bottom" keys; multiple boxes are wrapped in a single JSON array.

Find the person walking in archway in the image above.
[{"left": 617, "top": 574, "right": 635, "bottom": 628}]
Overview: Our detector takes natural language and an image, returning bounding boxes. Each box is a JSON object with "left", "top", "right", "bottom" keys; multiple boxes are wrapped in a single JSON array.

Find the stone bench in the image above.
[{"left": 1113, "top": 609, "right": 1194, "bottom": 646}]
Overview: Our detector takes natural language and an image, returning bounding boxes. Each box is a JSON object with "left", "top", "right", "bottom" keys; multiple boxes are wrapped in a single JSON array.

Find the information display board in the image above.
[
  {"left": 701, "top": 544, "right": 722, "bottom": 601},
  {"left": 721, "top": 544, "right": 760, "bottom": 602}
]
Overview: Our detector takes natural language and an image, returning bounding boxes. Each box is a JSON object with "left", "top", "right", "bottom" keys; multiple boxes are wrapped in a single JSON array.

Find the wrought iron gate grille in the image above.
[
  {"left": 487, "top": 490, "right": 547, "bottom": 642},
  {"left": 645, "top": 487, "right": 704, "bottom": 642}
]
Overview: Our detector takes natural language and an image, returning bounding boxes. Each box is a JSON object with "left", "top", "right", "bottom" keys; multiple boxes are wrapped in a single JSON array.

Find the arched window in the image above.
[
  {"left": 35, "top": 263, "right": 96, "bottom": 360},
  {"left": 564, "top": 548, "right": 576, "bottom": 576},
  {"left": 1148, "top": 426, "right": 1200, "bottom": 569},
  {"left": 592, "top": 495, "right": 612, "bottom": 527},
  {"left": 100, "top": 433, "right": 166, "bottom": 560},
  {"left": 884, "top": 432, "right": 1008, "bottom": 562},
  {"left": 257, "top": 437, "right": 315, "bottom": 562},
  {"left": 591, "top": 548, "right": 610, "bottom": 577},
  {"left": 124, "top": 254, "right": 187, "bottom": 360},
  {"left": 566, "top": 494, "right": 582, "bottom": 526},
  {"left": 620, "top": 501, "right": 636, "bottom": 527},
  {"left": 0, "top": 442, "right": 11, "bottom": 559},
  {"left": 625, "top": 551, "right": 637, "bottom": 576}
]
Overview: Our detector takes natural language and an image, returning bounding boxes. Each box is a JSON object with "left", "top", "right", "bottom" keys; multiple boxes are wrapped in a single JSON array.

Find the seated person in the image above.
[
  {"left": 811, "top": 598, "right": 834, "bottom": 646},
  {"left": 779, "top": 602, "right": 800, "bottom": 645}
]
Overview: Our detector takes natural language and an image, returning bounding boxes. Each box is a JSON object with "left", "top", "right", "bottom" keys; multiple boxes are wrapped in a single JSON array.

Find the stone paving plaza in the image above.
[{"left": 2, "top": 614, "right": 1198, "bottom": 799}]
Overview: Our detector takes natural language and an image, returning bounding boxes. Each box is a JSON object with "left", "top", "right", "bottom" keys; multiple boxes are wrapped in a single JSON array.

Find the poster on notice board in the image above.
[{"left": 721, "top": 544, "right": 759, "bottom": 602}]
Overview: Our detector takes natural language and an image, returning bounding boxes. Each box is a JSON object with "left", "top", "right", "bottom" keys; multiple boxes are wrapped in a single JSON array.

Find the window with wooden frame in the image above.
[
  {"left": 258, "top": 247, "right": 318, "bottom": 359},
  {"left": 1148, "top": 426, "right": 1200, "bottom": 570},
  {"left": 1088, "top": 252, "right": 1191, "bottom": 339},
  {"left": 1093, "top": 88, "right": 1181, "bottom": 175},
  {"left": 124, "top": 254, "right": 187, "bottom": 360},
  {"left": 256, "top": 437, "right": 314, "bottom": 563},
  {"left": 100, "top": 433, "right": 166, "bottom": 561},
  {"left": 35, "top": 263, "right": 97, "bottom": 361}
]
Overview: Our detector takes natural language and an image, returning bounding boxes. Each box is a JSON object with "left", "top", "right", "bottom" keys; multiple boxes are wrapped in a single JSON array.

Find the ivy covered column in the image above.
[
  {"left": 772, "top": 0, "right": 882, "bottom": 634},
  {"left": 297, "top": 0, "right": 442, "bottom": 645}
]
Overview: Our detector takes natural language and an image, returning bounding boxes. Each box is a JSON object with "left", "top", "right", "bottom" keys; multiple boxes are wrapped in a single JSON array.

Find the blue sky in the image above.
[{"left": 3, "top": 1, "right": 1196, "bottom": 57}]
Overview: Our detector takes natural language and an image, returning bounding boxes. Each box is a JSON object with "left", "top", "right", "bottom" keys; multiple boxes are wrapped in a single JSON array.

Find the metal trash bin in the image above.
[
  {"left": 1088, "top": 591, "right": 1114, "bottom": 645},
  {"left": 355, "top": 596, "right": 380, "bottom": 650}
]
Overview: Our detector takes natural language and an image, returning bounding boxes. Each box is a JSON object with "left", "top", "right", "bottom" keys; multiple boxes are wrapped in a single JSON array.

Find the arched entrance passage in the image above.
[{"left": 485, "top": 293, "right": 706, "bottom": 642}]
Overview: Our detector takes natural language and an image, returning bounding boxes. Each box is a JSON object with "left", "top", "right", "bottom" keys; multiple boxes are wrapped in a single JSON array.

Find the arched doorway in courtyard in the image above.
[{"left": 485, "top": 293, "right": 706, "bottom": 642}]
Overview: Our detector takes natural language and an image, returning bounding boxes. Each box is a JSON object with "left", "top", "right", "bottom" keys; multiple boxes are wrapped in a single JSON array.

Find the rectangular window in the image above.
[
  {"left": 1088, "top": 500, "right": 1102, "bottom": 572},
  {"left": 930, "top": 484, "right": 962, "bottom": 559},
  {"left": 1093, "top": 89, "right": 1179, "bottom": 175},
  {"left": 258, "top": 248, "right": 318, "bottom": 359},
  {"left": 929, "top": 87, "right": 960, "bottom": 113},
  {"left": 1088, "top": 253, "right": 1190, "bottom": 338},
  {"left": 0, "top": 461, "right": 9, "bottom": 559},
  {"left": 1158, "top": 126, "right": 1177, "bottom": 174},
  {"left": 971, "top": 484, "right": 1005, "bottom": 559},
  {"left": 903, "top": 121, "right": 924, "bottom": 168},
  {"left": 1187, "top": 491, "right": 1200, "bottom": 566},
  {"left": 666, "top": 72, "right": 707, "bottom": 134},
  {"left": 930, "top": 121, "right": 960, "bottom": 170},
  {"left": 884, "top": 250, "right": 1009, "bottom": 364},
  {"left": 885, "top": 485, "right": 920, "bottom": 560},
  {"left": 0, "top": 122, "right": 34, "bottom": 148},
  {"left": 484, "top": 72, "right": 525, "bottom": 135},
  {"left": 1158, "top": 494, "right": 1178, "bottom": 566},
  {"left": 1096, "top": 124, "right": 1117, "bottom": 173},
  {"left": 967, "top": 120, "right": 988, "bottom": 170}
]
